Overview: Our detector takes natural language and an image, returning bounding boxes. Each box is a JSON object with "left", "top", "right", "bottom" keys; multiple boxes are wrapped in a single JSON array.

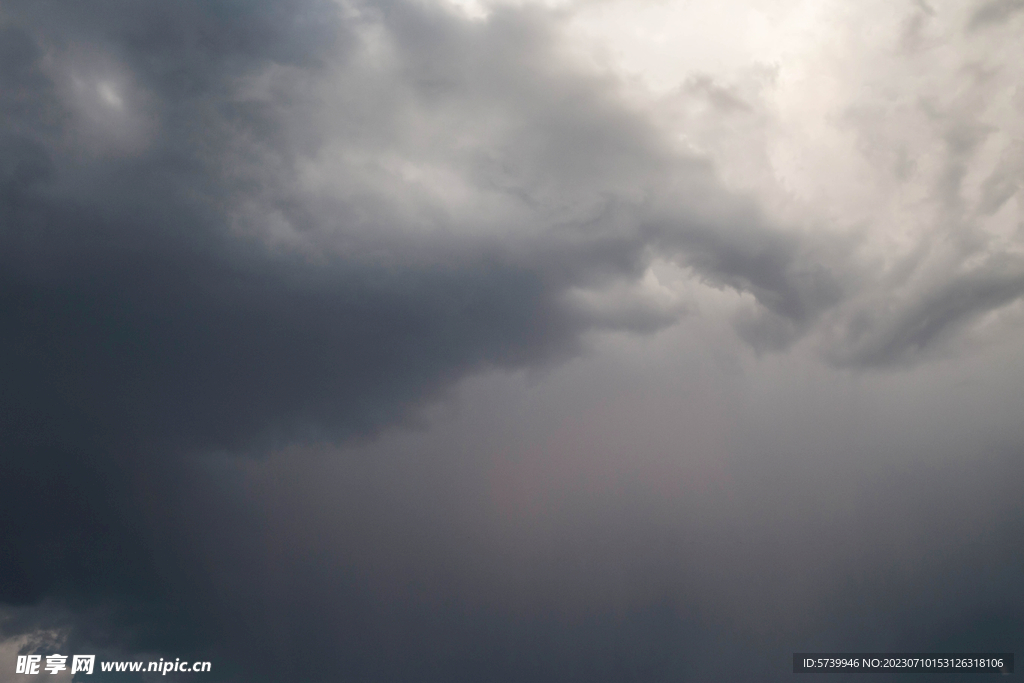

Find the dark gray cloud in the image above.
[
  {"left": 1, "top": 0, "right": 1023, "bottom": 681},
  {"left": 0, "top": 0, "right": 821, "bottom": 669},
  {"left": 0, "top": 0, "right": 838, "bottom": 467},
  {"left": 0, "top": 0, "right": 592, "bottom": 615}
]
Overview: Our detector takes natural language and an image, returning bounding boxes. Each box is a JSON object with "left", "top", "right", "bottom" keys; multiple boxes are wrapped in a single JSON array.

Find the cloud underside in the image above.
[{"left": 1, "top": 0, "right": 1023, "bottom": 680}]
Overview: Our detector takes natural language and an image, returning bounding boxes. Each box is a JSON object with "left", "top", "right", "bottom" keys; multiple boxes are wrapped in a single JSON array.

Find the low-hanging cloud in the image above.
[{"left": 2, "top": 0, "right": 1023, "bottom": 680}]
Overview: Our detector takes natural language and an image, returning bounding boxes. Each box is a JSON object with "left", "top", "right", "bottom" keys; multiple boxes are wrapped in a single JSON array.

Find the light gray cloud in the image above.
[
  {"left": 828, "top": 260, "right": 1024, "bottom": 366},
  {"left": 968, "top": 0, "right": 1024, "bottom": 28}
]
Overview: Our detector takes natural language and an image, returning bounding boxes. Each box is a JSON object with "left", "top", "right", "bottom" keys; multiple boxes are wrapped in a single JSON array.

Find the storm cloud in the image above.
[{"left": 1, "top": 0, "right": 1023, "bottom": 680}]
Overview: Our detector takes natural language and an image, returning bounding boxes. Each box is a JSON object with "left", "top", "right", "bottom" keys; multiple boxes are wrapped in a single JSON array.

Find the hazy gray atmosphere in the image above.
[{"left": 1, "top": 0, "right": 1022, "bottom": 680}]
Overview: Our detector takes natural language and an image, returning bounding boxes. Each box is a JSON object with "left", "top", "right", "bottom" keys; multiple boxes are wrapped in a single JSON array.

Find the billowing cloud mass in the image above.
[{"left": 1, "top": 0, "right": 1022, "bottom": 681}]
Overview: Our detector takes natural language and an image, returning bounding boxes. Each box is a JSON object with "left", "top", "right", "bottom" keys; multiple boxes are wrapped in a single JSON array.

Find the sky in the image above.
[{"left": 1, "top": 0, "right": 1023, "bottom": 680}]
